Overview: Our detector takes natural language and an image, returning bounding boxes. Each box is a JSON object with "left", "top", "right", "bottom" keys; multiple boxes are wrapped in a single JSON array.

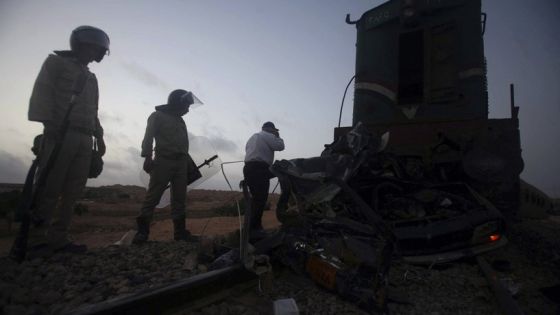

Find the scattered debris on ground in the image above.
[{"left": 0, "top": 214, "right": 559, "bottom": 315}]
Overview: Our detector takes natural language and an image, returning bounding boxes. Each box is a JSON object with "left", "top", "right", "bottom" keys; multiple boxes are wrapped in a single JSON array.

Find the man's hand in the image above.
[
  {"left": 143, "top": 156, "right": 154, "bottom": 174},
  {"left": 263, "top": 126, "right": 279, "bottom": 138},
  {"left": 97, "top": 137, "right": 106, "bottom": 156}
]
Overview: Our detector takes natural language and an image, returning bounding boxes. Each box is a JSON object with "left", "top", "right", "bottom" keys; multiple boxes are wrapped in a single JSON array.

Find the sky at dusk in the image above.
[{"left": 0, "top": 0, "right": 559, "bottom": 197}]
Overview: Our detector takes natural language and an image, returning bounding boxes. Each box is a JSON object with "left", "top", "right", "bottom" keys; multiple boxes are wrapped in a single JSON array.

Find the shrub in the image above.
[
  {"left": 212, "top": 199, "right": 272, "bottom": 217},
  {"left": 0, "top": 190, "right": 22, "bottom": 220},
  {"left": 73, "top": 203, "right": 89, "bottom": 216},
  {"left": 213, "top": 199, "right": 247, "bottom": 217},
  {"left": 117, "top": 193, "right": 131, "bottom": 199}
]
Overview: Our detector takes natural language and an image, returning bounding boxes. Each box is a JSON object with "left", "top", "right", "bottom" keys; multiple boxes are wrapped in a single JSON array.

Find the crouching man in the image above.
[{"left": 133, "top": 89, "right": 200, "bottom": 244}]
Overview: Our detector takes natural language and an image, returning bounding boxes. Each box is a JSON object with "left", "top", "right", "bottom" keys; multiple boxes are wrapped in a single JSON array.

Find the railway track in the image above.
[
  {"left": 61, "top": 251, "right": 528, "bottom": 315},
  {"left": 475, "top": 256, "right": 525, "bottom": 315},
  {"left": 65, "top": 264, "right": 257, "bottom": 315}
]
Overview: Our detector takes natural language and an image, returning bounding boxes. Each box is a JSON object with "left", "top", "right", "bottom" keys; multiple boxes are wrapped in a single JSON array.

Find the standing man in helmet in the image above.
[
  {"left": 27, "top": 26, "right": 110, "bottom": 254},
  {"left": 133, "top": 89, "right": 202, "bottom": 244},
  {"left": 243, "top": 122, "right": 284, "bottom": 239}
]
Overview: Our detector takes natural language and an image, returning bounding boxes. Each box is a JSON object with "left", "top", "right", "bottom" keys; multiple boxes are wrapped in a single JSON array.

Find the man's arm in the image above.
[
  {"left": 94, "top": 117, "right": 106, "bottom": 156},
  {"left": 264, "top": 132, "right": 285, "bottom": 151},
  {"left": 141, "top": 113, "right": 158, "bottom": 173},
  {"left": 141, "top": 113, "right": 158, "bottom": 157},
  {"left": 93, "top": 81, "right": 106, "bottom": 156}
]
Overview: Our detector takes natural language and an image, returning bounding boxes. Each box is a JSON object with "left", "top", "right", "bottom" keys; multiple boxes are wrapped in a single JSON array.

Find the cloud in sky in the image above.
[
  {"left": 88, "top": 146, "right": 144, "bottom": 187},
  {"left": 119, "top": 60, "right": 170, "bottom": 92},
  {"left": 208, "top": 136, "right": 238, "bottom": 154},
  {"left": 98, "top": 110, "right": 124, "bottom": 126},
  {"left": 0, "top": 150, "right": 30, "bottom": 184}
]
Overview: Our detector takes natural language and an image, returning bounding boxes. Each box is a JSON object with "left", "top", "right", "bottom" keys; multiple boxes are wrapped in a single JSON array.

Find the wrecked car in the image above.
[{"left": 271, "top": 123, "right": 506, "bottom": 267}]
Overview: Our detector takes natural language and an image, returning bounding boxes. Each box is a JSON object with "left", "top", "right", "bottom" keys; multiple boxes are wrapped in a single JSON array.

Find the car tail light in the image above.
[{"left": 471, "top": 221, "right": 500, "bottom": 245}]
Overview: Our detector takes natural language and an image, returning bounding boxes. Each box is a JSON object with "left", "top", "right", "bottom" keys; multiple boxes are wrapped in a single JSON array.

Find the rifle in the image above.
[
  {"left": 163, "top": 154, "right": 219, "bottom": 189},
  {"left": 10, "top": 74, "right": 89, "bottom": 262},
  {"left": 189, "top": 154, "right": 219, "bottom": 184},
  {"left": 197, "top": 155, "right": 219, "bottom": 169}
]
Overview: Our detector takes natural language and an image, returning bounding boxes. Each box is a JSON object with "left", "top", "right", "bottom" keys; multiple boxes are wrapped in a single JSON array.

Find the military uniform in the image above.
[
  {"left": 28, "top": 52, "right": 103, "bottom": 250},
  {"left": 139, "top": 110, "right": 189, "bottom": 221},
  {"left": 133, "top": 89, "right": 199, "bottom": 244}
]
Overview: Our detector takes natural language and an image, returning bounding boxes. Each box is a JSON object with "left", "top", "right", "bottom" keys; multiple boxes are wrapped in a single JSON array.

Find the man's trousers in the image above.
[
  {"left": 138, "top": 157, "right": 189, "bottom": 222},
  {"left": 243, "top": 161, "right": 274, "bottom": 230},
  {"left": 30, "top": 131, "right": 92, "bottom": 250}
]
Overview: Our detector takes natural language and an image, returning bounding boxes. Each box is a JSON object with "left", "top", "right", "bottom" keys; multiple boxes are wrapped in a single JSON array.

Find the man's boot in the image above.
[
  {"left": 173, "top": 218, "right": 194, "bottom": 241},
  {"left": 132, "top": 217, "right": 150, "bottom": 245},
  {"left": 249, "top": 216, "right": 267, "bottom": 240}
]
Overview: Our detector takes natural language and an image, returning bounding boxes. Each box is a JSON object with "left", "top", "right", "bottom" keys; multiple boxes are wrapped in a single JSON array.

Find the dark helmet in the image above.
[
  {"left": 156, "top": 89, "right": 200, "bottom": 114},
  {"left": 70, "top": 26, "right": 110, "bottom": 53},
  {"left": 168, "top": 89, "right": 190, "bottom": 107}
]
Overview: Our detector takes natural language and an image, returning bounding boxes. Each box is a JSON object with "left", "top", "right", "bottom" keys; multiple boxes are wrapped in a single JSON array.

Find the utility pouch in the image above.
[
  {"left": 89, "top": 139, "right": 104, "bottom": 178},
  {"left": 187, "top": 153, "right": 202, "bottom": 185}
]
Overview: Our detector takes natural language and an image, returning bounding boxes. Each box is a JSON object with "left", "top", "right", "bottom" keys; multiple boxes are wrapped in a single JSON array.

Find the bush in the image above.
[
  {"left": 0, "top": 190, "right": 22, "bottom": 220},
  {"left": 213, "top": 199, "right": 247, "bottom": 217},
  {"left": 212, "top": 199, "right": 272, "bottom": 217},
  {"left": 117, "top": 193, "right": 131, "bottom": 199},
  {"left": 73, "top": 203, "right": 89, "bottom": 216}
]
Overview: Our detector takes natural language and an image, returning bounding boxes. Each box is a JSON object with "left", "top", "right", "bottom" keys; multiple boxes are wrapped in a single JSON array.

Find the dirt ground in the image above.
[{"left": 0, "top": 187, "right": 280, "bottom": 255}]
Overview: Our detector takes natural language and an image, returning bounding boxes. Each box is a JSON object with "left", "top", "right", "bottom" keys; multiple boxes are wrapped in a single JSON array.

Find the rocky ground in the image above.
[
  {"left": 189, "top": 217, "right": 560, "bottom": 315},
  {"left": 1, "top": 242, "right": 206, "bottom": 315},
  {"left": 1, "top": 217, "right": 557, "bottom": 315},
  {"left": 190, "top": 242, "right": 558, "bottom": 315}
]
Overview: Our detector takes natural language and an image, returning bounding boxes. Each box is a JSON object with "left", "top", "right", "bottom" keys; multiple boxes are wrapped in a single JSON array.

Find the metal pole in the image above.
[{"left": 510, "top": 84, "right": 519, "bottom": 119}]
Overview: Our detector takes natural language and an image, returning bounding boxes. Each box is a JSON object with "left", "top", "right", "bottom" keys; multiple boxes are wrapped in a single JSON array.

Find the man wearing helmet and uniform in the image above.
[
  {"left": 132, "top": 89, "right": 202, "bottom": 244},
  {"left": 27, "top": 26, "right": 110, "bottom": 255}
]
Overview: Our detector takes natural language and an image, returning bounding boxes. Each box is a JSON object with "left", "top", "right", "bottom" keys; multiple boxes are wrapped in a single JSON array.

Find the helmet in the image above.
[
  {"left": 168, "top": 89, "right": 203, "bottom": 107},
  {"left": 70, "top": 26, "right": 110, "bottom": 53},
  {"left": 168, "top": 89, "right": 189, "bottom": 107}
]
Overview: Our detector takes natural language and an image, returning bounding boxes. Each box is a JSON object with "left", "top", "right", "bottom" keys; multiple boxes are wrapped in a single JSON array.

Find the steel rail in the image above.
[
  {"left": 476, "top": 256, "right": 526, "bottom": 315},
  {"left": 65, "top": 264, "right": 257, "bottom": 315}
]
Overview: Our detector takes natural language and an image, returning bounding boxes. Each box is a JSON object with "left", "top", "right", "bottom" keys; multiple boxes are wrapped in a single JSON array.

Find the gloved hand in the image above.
[
  {"left": 143, "top": 156, "right": 154, "bottom": 174},
  {"left": 96, "top": 137, "right": 106, "bottom": 156},
  {"left": 273, "top": 130, "right": 280, "bottom": 138}
]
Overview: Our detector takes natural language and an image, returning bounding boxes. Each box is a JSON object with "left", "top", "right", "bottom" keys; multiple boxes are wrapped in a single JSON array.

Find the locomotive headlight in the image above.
[
  {"left": 401, "top": 0, "right": 419, "bottom": 25},
  {"left": 402, "top": 7, "right": 416, "bottom": 18}
]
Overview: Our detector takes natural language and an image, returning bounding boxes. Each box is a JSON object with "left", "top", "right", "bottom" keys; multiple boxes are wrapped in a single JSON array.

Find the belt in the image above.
[
  {"left": 158, "top": 153, "right": 188, "bottom": 160},
  {"left": 68, "top": 126, "right": 93, "bottom": 136},
  {"left": 245, "top": 160, "right": 270, "bottom": 167}
]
